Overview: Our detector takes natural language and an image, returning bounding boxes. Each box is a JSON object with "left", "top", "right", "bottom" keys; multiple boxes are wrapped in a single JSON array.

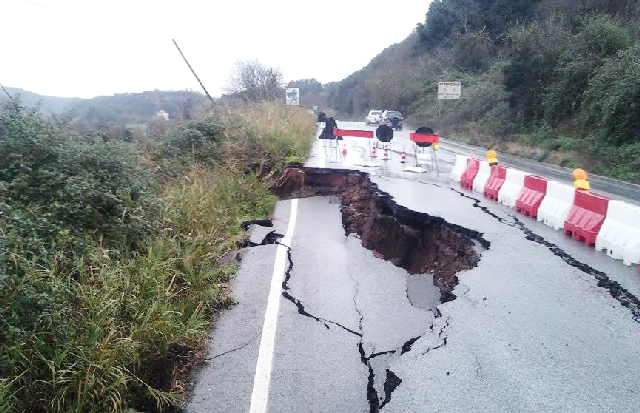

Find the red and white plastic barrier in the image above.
[
  {"left": 564, "top": 191, "right": 609, "bottom": 246},
  {"left": 460, "top": 158, "right": 480, "bottom": 189},
  {"left": 515, "top": 175, "right": 548, "bottom": 218},
  {"left": 484, "top": 165, "right": 507, "bottom": 201},
  {"left": 472, "top": 161, "right": 491, "bottom": 194},
  {"left": 595, "top": 201, "right": 640, "bottom": 266},
  {"left": 450, "top": 150, "right": 637, "bottom": 268},
  {"left": 498, "top": 169, "right": 529, "bottom": 208},
  {"left": 537, "top": 181, "right": 575, "bottom": 230}
]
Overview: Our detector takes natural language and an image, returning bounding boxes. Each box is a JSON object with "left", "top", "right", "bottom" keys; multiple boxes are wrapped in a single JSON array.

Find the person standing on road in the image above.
[{"left": 320, "top": 116, "right": 338, "bottom": 139}]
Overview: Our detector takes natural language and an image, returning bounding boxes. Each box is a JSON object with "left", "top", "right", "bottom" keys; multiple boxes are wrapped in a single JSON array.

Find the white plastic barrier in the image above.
[
  {"left": 595, "top": 200, "right": 640, "bottom": 266},
  {"left": 498, "top": 169, "right": 529, "bottom": 208},
  {"left": 536, "top": 181, "right": 575, "bottom": 230},
  {"left": 449, "top": 154, "right": 469, "bottom": 183},
  {"left": 472, "top": 162, "right": 491, "bottom": 194},
  {"left": 416, "top": 153, "right": 432, "bottom": 166}
]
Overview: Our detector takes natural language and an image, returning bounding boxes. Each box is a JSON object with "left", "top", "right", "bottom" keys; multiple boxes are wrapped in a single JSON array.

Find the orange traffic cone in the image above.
[
  {"left": 342, "top": 144, "right": 347, "bottom": 156},
  {"left": 371, "top": 145, "right": 377, "bottom": 158},
  {"left": 400, "top": 147, "right": 406, "bottom": 163}
]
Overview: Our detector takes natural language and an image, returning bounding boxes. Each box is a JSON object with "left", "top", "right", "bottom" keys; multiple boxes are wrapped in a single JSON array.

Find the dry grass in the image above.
[{"left": 220, "top": 101, "right": 316, "bottom": 170}]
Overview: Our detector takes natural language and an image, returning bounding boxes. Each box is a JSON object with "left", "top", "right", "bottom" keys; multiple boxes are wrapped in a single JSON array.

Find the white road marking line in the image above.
[{"left": 248, "top": 199, "right": 299, "bottom": 413}]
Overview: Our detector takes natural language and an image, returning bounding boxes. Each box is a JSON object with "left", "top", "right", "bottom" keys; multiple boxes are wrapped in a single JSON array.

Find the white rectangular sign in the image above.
[
  {"left": 285, "top": 88, "right": 300, "bottom": 105},
  {"left": 438, "top": 82, "right": 461, "bottom": 100}
]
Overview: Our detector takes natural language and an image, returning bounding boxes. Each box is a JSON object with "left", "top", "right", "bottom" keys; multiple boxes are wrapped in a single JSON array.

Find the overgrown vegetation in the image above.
[
  {"left": 323, "top": 0, "right": 640, "bottom": 182},
  {"left": 0, "top": 100, "right": 315, "bottom": 412}
]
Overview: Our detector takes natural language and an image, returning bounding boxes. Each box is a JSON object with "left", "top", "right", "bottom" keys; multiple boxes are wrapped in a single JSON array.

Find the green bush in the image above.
[
  {"left": 582, "top": 45, "right": 640, "bottom": 145},
  {"left": 541, "top": 14, "right": 633, "bottom": 124},
  {"left": 544, "top": 136, "right": 581, "bottom": 151},
  {"left": 0, "top": 100, "right": 315, "bottom": 412},
  {"left": 0, "top": 105, "right": 158, "bottom": 264}
]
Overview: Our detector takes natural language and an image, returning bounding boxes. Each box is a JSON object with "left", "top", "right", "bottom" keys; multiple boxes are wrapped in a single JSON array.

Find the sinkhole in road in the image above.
[
  {"left": 273, "top": 166, "right": 489, "bottom": 412},
  {"left": 274, "top": 166, "right": 489, "bottom": 304}
]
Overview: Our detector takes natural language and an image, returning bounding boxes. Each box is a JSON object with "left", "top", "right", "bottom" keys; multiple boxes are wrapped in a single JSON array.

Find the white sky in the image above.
[{"left": 0, "top": 0, "right": 432, "bottom": 98}]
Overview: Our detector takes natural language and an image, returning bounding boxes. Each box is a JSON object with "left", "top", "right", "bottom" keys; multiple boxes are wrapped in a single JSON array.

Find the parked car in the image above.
[
  {"left": 381, "top": 110, "right": 403, "bottom": 130},
  {"left": 365, "top": 110, "right": 383, "bottom": 125}
]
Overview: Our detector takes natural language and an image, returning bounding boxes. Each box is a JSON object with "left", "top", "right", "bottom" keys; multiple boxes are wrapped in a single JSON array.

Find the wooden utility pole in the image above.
[
  {"left": 0, "top": 82, "right": 15, "bottom": 102},
  {"left": 172, "top": 39, "right": 214, "bottom": 103}
]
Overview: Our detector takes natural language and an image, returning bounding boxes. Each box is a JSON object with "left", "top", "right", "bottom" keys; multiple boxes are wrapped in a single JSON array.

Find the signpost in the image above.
[
  {"left": 286, "top": 88, "right": 300, "bottom": 105},
  {"left": 437, "top": 81, "right": 461, "bottom": 115},
  {"left": 438, "top": 82, "right": 461, "bottom": 99}
]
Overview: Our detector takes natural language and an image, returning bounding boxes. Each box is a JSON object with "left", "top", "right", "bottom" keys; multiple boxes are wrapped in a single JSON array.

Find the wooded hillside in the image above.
[{"left": 324, "top": 0, "right": 640, "bottom": 181}]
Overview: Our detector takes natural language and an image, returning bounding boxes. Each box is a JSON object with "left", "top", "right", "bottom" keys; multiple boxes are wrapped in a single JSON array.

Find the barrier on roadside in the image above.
[
  {"left": 460, "top": 158, "right": 480, "bottom": 189},
  {"left": 333, "top": 129, "right": 373, "bottom": 138},
  {"left": 410, "top": 132, "right": 440, "bottom": 174},
  {"left": 564, "top": 191, "right": 609, "bottom": 246},
  {"left": 515, "top": 175, "right": 548, "bottom": 218},
  {"left": 410, "top": 132, "right": 440, "bottom": 145},
  {"left": 450, "top": 154, "right": 469, "bottom": 183},
  {"left": 537, "top": 181, "right": 575, "bottom": 230},
  {"left": 498, "top": 169, "right": 529, "bottom": 208},
  {"left": 472, "top": 161, "right": 491, "bottom": 194},
  {"left": 484, "top": 165, "right": 507, "bottom": 201},
  {"left": 595, "top": 201, "right": 640, "bottom": 266}
]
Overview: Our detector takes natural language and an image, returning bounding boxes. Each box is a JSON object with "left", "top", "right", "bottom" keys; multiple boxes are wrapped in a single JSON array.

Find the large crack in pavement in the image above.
[
  {"left": 244, "top": 214, "right": 456, "bottom": 412},
  {"left": 426, "top": 182, "right": 640, "bottom": 323},
  {"left": 356, "top": 313, "right": 452, "bottom": 412},
  {"left": 274, "top": 167, "right": 489, "bottom": 302},
  {"left": 280, "top": 244, "right": 363, "bottom": 337},
  {"left": 242, "top": 221, "right": 363, "bottom": 337},
  {"left": 270, "top": 167, "right": 490, "bottom": 412},
  {"left": 278, "top": 231, "right": 448, "bottom": 412}
]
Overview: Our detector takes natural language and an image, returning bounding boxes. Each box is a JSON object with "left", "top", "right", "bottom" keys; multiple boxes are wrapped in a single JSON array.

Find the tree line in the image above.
[{"left": 320, "top": 0, "right": 640, "bottom": 181}]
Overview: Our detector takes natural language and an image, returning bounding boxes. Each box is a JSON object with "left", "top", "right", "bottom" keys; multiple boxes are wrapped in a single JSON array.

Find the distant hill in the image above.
[
  {"left": 1, "top": 87, "right": 82, "bottom": 114},
  {"left": 1, "top": 88, "right": 208, "bottom": 126}
]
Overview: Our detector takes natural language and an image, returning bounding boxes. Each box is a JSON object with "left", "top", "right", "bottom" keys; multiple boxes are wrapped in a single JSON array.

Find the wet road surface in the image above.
[{"left": 187, "top": 122, "right": 640, "bottom": 412}]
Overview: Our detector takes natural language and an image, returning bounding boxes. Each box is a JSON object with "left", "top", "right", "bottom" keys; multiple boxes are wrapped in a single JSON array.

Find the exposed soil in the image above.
[{"left": 273, "top": 166, "right": 488, "bottom": 302}]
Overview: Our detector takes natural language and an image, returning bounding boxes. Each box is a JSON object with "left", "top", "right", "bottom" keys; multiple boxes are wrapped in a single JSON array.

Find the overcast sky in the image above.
[{"left": 0, "top": 0, "right": 432, "bottom": 98}]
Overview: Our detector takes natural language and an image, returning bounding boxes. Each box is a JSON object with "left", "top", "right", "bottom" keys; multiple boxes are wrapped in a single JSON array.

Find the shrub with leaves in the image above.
[
  {"left": 0, "top": 104, "right": 157, "bottom": 265},
  {"left": 582, "top": 45, "right": 640, "bottom": 145},
  {"left": 0, "top": 100, "right": 315, "bottom": 412}
]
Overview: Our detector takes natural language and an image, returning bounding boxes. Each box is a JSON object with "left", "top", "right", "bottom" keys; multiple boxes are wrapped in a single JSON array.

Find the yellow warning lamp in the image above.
[
  {"left": 572, "top": 168, "right": 590, "bottom": 191},
  {"left": 572, "top": 168, "right": 587, "bottom": 180},
  {"left": 434, "top": 143, "right": 440, "bottom": 151},
  {"left": 486, "top": 149, "right": 498, "bottom": 166}
]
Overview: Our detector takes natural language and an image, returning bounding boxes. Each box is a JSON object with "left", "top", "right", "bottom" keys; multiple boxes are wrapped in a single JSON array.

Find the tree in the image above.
[
  {"left": 453, "top": 29, "right": 493, "bottom": 72},
  {"left": 582, "top": 45, "right": 640, "bottom": 144},
  {"left": 225, "top": 60, "right": 284, "bottom": 102}
]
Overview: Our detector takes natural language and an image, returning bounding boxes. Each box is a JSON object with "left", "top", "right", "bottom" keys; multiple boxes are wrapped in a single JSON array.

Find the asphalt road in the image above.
[{"left": 187, "top": 122, "right": 640, "bottom": 412}]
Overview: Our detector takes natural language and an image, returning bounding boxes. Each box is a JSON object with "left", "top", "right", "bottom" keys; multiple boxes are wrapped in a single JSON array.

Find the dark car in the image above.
[{"left": 382, "top": 110, "right": 403, "bottom": 131}]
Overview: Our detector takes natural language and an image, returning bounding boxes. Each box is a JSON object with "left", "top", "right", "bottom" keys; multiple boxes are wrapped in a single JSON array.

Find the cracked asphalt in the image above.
[{"left": 187, "top": 122, "right": 640, "bottom": 412}]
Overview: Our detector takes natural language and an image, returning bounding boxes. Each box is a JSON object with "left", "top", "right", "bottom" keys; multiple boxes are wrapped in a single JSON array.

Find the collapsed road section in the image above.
[
  {"left": 274, "top": 166, "right": 489, "bottom": 303},
  {"left": 270, "top": 166, "right": 489, "bottom": 411}
]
